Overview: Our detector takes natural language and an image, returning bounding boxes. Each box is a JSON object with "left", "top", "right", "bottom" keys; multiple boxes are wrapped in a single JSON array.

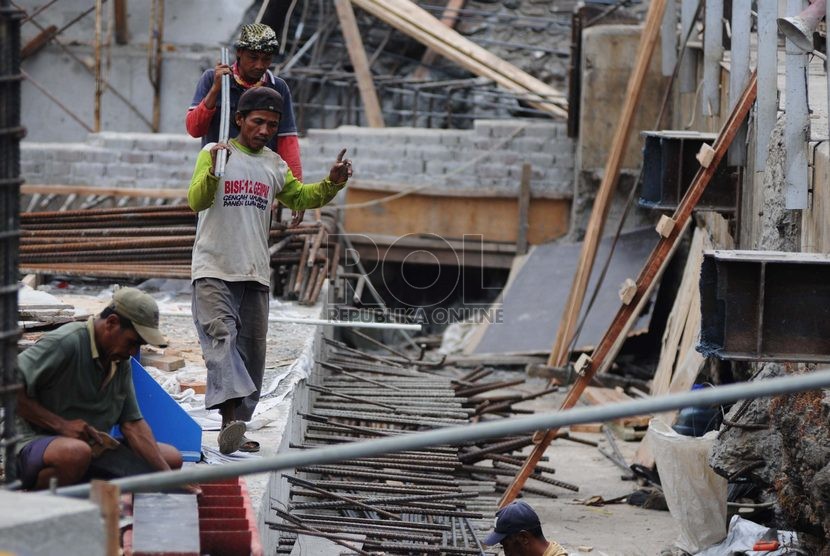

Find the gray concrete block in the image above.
[
  {"left": 520, "top": 122, "right": 564, "bottom": 139},
  {"left": 107, "top": 164, "right": 139, "bottom": 179},
  {"left": 0, "top": 491, "right": 104, "bottom": 556},
  {"left": 88, "top": 132, "right": 138, "bottom": 150},
  {"left": 70, "top": 161, "right": 108, "bottom": 180},
  {"left": 121, "top": 152, "right": 154, "bottom": 164},
  {"left": 474, "top": 163, "right": 511, "bottom": 180}
]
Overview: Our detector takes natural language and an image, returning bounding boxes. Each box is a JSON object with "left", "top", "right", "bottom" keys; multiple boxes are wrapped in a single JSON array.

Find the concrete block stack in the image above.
[
  {"left": 299, "top": 119, "right": 574, "bottom": 198},
  {"left": 20, "top": 121, "right": 574, "bottom": 198},
  {"left": 22, "top": 132, "right": 201, "bottom": 191}
]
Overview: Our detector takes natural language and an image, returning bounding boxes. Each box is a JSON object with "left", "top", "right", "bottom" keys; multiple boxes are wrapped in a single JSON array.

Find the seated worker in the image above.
[
  {"left": 484, "top": 500, "right": 568, "bottom": 556},
  {"left": 187, "top": 86, "right": 352, "bottom": 455},
  {"left": 186, "top": 22, "right": 306, "bottom": 226},
  {"left": 15, "top": 288, "right": 194, "bottom": 492}
]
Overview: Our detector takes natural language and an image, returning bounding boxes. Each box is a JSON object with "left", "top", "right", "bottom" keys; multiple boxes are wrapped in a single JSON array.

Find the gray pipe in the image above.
[{"left": 55, "top": 368, "right": 830, "bottom": 498}]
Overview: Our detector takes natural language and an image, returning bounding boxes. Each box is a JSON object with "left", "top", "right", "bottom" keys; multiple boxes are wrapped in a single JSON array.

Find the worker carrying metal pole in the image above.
[{"left": 214, "top": 47, "right": 230, "bottom": 177}]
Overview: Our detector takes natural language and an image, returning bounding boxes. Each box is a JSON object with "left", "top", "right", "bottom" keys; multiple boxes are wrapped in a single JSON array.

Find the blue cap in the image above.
[{"left": 483, "top": 500, "right": 541, "bottom": 545}]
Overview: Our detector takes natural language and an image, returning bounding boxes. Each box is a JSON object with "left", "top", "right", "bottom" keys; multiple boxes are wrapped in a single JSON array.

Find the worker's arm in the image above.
[
  {"left": 187, "top": 144, "right": 225, "bottom": 212},
  {"left": 276, "top": 148, "right": 352, "bottom": 210},
  {"left": 15, "top": 334, "right": 103, "bottom": 443},
  {"left": 185, "top": 64, "right": 231, "bottom": 138},
  {"left": 16, "top": 389, "right": 102, "bottom": 443},
  {"left": 277, "top": 135, "right": 303, "bottom": 181},
  {"left": 119, "top": 419, "right": 171, "bottom": 473}
]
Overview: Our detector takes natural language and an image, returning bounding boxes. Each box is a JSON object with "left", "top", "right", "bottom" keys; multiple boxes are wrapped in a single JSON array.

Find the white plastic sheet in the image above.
[
  {"left": 649, "top": 418, "right": 727, "bottom": 553},
  {"left": 695, "top": 515, "right": 800, "bottom": 555}
]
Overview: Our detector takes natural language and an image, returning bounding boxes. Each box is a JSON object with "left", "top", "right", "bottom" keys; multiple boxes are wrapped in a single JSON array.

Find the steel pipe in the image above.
[{"left": 56, "top": 369, "right": 830, "bottom": 497}]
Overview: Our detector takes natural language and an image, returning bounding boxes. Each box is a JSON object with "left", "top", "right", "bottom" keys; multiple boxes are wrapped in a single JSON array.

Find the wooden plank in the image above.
[
  {"left": 343, "top": 188, "right": 569, "bottom": 244},
  {"left": 582, "top": 386, "right": 651, "bottom": 428},
  {"left": 650, "top": 227, "right": 705, "bottom": 396},
  {"left": 21, "top": 25, "right": 58, "bottom": 59},
  {"left": 413, "top": 0, "right": 465, "bottom": 80},
  {"left": 548, "top": 0, "right": 668, "bottom": 368},
  {"left": 351, "top": 0, "right": 567, "bottom": 118},
  {"left": 114, "top": 0, "right": 128, "bottom": 44},
  {"left": 517, "top": 163, "right": 531, "bottom": 255},
  {"left": 21, "top": 184, "right": 187, "bottom": 200},
  {"left": 140, "top": 352, "right": 185, "bottom": 372},
  {"left": 498, "top": 73, "right": 757, "bottom": 507},
  {"left": 333, "top": 0, "right": 385, "bottom": 128},
  {"left": 89, "top": 480, "right": 121, "bottom": 556}
]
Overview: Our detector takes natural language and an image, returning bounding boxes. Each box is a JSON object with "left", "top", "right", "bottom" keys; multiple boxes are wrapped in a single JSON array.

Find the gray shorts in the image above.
[{"left": 192, "top": 278, "right": 269, "bottom": 421}]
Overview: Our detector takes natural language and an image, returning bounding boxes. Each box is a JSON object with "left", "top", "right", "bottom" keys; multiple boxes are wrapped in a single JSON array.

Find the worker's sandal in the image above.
[{"left": 218, "top": 420, "right": 246, "bottom": 454}]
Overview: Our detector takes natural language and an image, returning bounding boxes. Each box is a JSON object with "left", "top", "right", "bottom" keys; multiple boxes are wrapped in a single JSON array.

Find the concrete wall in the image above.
[
  {"left": 21, "top": 120, "right": 575, "bottom": 200},
  {"left": 18, "top": 0, "right": 252, "bottom": 142},
  {"left": 303, "top": 120, "right": 574, "bottom": 198}
]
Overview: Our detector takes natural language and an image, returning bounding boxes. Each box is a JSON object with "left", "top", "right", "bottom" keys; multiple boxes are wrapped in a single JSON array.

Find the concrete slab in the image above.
[
  {"left": 0, "top": 491, "right": 105, "bottom": 555},
  {"left": 132, "top": 493, "right": 199, "bottom": 555}
]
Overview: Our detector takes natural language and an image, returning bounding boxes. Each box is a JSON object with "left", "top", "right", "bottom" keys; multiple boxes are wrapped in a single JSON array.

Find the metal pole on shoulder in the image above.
[{"left": 215, "top": 47, "right": 230, "bottom": 177}]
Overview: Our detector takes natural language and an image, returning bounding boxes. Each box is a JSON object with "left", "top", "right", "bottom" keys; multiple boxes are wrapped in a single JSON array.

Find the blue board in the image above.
[{"left": 110, "top": 357, "right": 202, "bottom": 462}]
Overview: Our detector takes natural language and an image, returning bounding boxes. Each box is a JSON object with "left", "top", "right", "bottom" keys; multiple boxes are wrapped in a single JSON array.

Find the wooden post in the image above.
[
  {"left": 412, "top": 0, "right": 465, "bottom": 79},
  {"left": 114, "top": 0, "right": 128, "bottom": 44},
  {"left": 94, "top": 0, "right": 103, "bottom": 132},
  {"left": 517, "top": 162, "right": 531, "bottom": 255},
  {"left": 90, "top": 480, "right": 121, "bottom": 556},
  {"left": 499, "top": 74, "right": 757, "bottom": 507},
  {"left": 333, "top": 0, "right": 385, "bottom": 128},
  {"left": 547, "top": 0, "right": 667, "bottom": 368}
]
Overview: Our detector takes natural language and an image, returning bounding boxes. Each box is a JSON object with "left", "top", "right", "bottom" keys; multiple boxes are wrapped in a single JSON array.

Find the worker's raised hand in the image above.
[
  {"left": 209, "top": 61, "right": 232, "bottom": 93},
  {"left": 328, "top": 148, "right": 353, "bottom": 185},
  {"left": 209, "top": 142, "right": 230, "bottom": 176}
]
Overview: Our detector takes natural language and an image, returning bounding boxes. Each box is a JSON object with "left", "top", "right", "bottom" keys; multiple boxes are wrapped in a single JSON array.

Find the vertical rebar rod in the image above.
[
  {"left": 0, "top": 0, "right": 23, "bottom": 485},
  {"left": 94, "top": 0, "right": 103, "bottom": 131},
  {"left": 215, "top": 47, "right": 230, "bottom": 177}
]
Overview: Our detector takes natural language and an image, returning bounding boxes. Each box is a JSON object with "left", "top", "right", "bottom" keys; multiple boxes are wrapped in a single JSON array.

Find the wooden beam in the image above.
[
  {"left": 333, "top": 0, "right": 385, "bottom": 128},
  {"left": 412, "top": 0, "right": 465, "bottom": 80},
  {"left": 21, "top": 184, "right": 187, "bottom": 199},
  {"left": 89, "top": 480, "right": 121, "bottom": 556},
  {"left": 350, "top": 0, "right": 567, "bottom": 118},
  {"left": 517, "top": 162, "right": 531, "bottom": 255},
  {"left": 114, "top": 0, "right": 128, "bottom": 44},
  {"left": 21, "top": 25, "right": 58, "bottom": 59},
  {"left": 547, "top": 0, "right": 668, "bottom": 368},
  {"left": 498, "top": 73, "right": 757, "bottom": 507}
]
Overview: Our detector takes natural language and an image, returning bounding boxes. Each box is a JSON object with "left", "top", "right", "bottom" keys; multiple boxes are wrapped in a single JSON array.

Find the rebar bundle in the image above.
[
  {"left": 18, "top": 204, "right": 338, "bottom": 305},
  {"left": 276, "top": 343, "right": 577, "bottom": 554}
]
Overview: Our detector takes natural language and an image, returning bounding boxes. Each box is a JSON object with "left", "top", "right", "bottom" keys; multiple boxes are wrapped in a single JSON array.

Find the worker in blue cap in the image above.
[{"left": 484, "top": 500, "right": 568, "bottom": 556}]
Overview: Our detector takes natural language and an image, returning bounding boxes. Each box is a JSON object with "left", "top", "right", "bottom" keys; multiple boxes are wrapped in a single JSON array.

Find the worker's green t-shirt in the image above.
[{"left": 15, "top": 318, "right": 143, "bottom": 454}]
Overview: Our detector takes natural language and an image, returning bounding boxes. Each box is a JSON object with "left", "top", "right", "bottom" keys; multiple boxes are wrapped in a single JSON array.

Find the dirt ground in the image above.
[{"left": 498, "top": 381, "right": 679, "bottom": 556}]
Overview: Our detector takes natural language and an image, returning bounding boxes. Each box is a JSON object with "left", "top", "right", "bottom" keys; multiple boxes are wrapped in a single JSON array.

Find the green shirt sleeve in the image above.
[
  {"left": 275, "top": 168, "right": 346, "bottom": 211},
  {"left": 187, "top": 147, "right": 219, "bottom": 212},
  {"left": 17, "top": 334, "right": 69, "bottom": 397}
]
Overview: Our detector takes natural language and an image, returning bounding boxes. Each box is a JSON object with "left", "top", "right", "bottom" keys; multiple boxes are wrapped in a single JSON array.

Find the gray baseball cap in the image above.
[{"left": 111, "top": 288, "right": 168, "bottom": 348}]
